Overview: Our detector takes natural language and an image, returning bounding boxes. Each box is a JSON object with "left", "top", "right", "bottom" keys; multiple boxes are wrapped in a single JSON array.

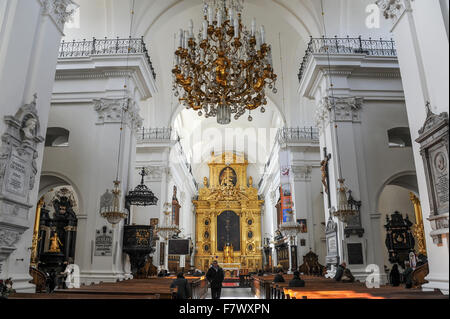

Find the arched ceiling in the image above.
[{"left": 130, "top": 0, "right": 323, "bottom": 127}]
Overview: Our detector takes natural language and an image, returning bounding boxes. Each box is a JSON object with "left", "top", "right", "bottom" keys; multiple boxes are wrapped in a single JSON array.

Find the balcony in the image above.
[
  {"left": 298, "top": 36, "right": 397, "bottom": 83},
  {"left": 138, "top": 128, "right": 173, "bottom": 142},
  {"left": 59, "top": 37, "right": 156, "bottom": 80},
  {"left": 277, "top": 127, "right": 319, "bottom": 144}
]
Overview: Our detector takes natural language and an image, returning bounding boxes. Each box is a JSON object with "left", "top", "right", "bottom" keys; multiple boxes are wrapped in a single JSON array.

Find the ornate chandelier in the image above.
[
  {"left": 155, "top": 203, "right": 181, "bottom": 240},
  {"left": 100, "top": 180, "right": 128, "bottom": 227},
  {"left": 126, "top": 167, "right": 158, "bottom": 206},
  {"left": 331, "top": 179, "right": 359, "bottom": 223},
  {"left": 172, "top": 0, "right": 277, "bottom": 125}
]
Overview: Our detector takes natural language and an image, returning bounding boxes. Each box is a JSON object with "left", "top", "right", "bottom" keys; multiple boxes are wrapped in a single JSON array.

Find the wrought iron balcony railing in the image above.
[
  {"left": 139, "top": 128, "right": 173, "bottom": 141},
  {"left": 59, "top": 36, "right": 156, "bottom": 80},
  {"left": 298, "top": 36, "right": 397, "bottom": 83},
  {"left": 277, "top": 127, "right": 319, "bottom": 144}
]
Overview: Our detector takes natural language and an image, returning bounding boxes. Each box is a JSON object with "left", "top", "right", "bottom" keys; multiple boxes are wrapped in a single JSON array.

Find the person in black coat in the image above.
[
  {"left": 170, "top": 273, "right": 191, "bottom": 299},
  {"left": 288, "top": 271, "right": 305, "bottom": 287},
  {"left": 273, "top": 268, "right": 285, "bottom": 283},
  {"left": 334, "top": 262, "right": 347, "bottom": 282},
  {"left": 206, "top": 260, "right": 225, "bottom": 299},
  {"left": 402, "top": 262, "right": 414, "bottom": 289},
  {"left": 389, "top": 264, "right": 401, "bottom": 287}
]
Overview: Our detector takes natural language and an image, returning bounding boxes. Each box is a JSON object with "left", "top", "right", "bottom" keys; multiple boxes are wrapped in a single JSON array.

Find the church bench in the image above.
[
  {"left": 9, "top": 293, "right": 160, "bottom": 299},
  {"left": 54, "top": 277, "right": 207, "bottom": 299}
]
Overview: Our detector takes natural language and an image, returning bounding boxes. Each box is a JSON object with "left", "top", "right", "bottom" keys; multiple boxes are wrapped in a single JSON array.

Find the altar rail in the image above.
[
  {"left": 298, "top": 36, "right": 397, "bottom": 83},
  {"left": 58, "top": 37, "right": 156, "bottom": 80}
]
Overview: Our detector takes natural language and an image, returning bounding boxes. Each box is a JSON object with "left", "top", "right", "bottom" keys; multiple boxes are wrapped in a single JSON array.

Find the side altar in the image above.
[{"left": 193, "top": 152, "right": 264, "bottom": 273}]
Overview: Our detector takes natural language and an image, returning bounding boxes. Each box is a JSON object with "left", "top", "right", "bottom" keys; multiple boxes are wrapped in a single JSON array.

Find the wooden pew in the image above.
[{"left": 10, "top": 293, "right": 160, "bottom": 299}]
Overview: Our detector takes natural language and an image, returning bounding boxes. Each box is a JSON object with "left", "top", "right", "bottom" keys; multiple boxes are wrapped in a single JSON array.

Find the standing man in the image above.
[{"left": 206, "top": 260, "right": 225, "bottom": 299}]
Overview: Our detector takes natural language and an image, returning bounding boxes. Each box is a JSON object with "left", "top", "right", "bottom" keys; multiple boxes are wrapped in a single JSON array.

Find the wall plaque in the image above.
[
  {"left": 347, "top": 243, "right": 364, "bottom": 265},
  {"left": 416, "top": 104, "right": 449, "bottom": 244},
  {"left": 0, "top": 95, "right": 44, "bottom": 264},
  {"left": 325, "top": 216, "right": 339, "bottom": 267},
  {"left": 94, "top": 226, "right": 113, "bottom": 256}
]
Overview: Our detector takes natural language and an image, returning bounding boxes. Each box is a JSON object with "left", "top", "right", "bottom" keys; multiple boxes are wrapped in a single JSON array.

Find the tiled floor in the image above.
[{"left": 206, "top": 288, "right": 258, "bottom": 299}]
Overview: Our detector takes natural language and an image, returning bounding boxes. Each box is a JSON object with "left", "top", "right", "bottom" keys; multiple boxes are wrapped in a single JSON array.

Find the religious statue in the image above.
[
  {"left": 22, "top": 117, "right": 37, "bottom": 141},
  {"left": 220, "top": 167, "right": 234, "bottom": 187},
  {"left": 49, "top": 233, "right": 63, "bottom": 253},
  {"left": 320, "top": 152, "right": 331, "bottom": 195}
]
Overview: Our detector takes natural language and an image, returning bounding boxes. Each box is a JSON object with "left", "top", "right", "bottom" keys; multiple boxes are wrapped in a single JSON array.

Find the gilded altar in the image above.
[{"left": 193, "top": 152, "right": 264, "bottom": 272}]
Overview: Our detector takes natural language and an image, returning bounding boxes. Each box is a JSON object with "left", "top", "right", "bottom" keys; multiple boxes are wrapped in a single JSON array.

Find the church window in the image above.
[{"left": 387, "top": 127, "right": 412, "bottom": 148}]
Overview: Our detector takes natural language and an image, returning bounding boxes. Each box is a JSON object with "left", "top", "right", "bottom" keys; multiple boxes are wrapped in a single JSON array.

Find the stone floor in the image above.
[{"left": 206, "top": 288, "right": 258, "bottom": 299}]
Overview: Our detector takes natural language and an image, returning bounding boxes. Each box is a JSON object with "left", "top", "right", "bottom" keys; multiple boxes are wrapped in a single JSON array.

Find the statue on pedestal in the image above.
[{"left": 49, "top": 233, "right": 63, "bottom": 253}]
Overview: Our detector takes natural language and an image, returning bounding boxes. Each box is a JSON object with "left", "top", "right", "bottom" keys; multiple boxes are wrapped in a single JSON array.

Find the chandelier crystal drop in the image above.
[{"left": 172, "top": 0, "right": 278, "bottom": 124}]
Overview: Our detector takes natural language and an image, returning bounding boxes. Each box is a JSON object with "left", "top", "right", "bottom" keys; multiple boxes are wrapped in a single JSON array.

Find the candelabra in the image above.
[{"left": 172, "top": 0, "right": 277, "bottom": 124}]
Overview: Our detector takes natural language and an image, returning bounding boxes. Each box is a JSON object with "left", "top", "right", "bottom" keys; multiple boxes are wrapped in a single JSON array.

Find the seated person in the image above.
[
  {"left": 257, "top": 269, "right": 264, "bottom": 276},
  {"left": 288, "top": 271, "right": 305, "bottom": 287},
  {"left": 273, "top": 268, "right": 285, "bottom": 283},
  {"left": 157, "top": 269, "right": 166, "bottom": 277},
  {"left": 402, "top": 262, "right": 414, "bottom": 289},
  {"left": 170, "top": 273, "right": 191, "bottom": 299},
  {"left": 334, "top": 262, "right": 354, "bottom": 282},
  {"left": 341, "top": 268, "right": 355, "bottom": 283}
]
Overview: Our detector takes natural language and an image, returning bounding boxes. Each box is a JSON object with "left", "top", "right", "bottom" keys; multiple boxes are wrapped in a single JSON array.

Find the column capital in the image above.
[
  {"left": 94, "top": 98, "right": 143, "bottom": 132},
  {"left": 40, "top": 0, "right": 78, "bottom": 33},
  {"left": 291, "top": 165, "right": 313, "bottom": 182},
  {"left": 316, "top": 96, "right": 363, "bottom": 130}
]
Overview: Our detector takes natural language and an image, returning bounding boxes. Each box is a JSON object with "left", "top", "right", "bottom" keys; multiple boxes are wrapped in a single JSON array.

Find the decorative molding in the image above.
[
  {"left": 0, "top": 229, "right": 22, "bottom": 247},
  {"left": 143, "top": 166, "right": 169, "bottom": 183},
  {"left": 40, "top": 0, "right": 78, "bottom": 33},
  {"left": 316, "top": 96, "right": 363, "bottom": 131},
  {"left": 55, "top": 70, "right": 135, "bottom": 81},
  {"left": 93, "top": 98, "right": 143, "bottom": 132},
  {"left": 291, "top": 165, "right": 312, "bottom": 182}
]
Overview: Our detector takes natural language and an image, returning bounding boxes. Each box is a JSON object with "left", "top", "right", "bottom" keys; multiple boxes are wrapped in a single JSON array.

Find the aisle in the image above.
[{"left": 206, "top": 288, "right": 258, "bottom": 299}]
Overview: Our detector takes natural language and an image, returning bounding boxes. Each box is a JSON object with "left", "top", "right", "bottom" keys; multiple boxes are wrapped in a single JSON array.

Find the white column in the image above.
[
  {"left": 0, "top": 0, "right": 76, "bottom": 292},
  {"left": 377, "top": 0, "right": 449, "bottom": 294}
]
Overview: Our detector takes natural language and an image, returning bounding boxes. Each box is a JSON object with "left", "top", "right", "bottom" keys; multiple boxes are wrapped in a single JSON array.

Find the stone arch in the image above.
[
  {"left": 39, "top": 171, "right": 84, "bottom": 214},
  {"left": 375, "top": 170, "right": 418, "bottom": 213}
]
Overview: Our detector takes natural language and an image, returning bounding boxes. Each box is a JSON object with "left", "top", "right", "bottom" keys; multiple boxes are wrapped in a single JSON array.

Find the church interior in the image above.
[{"left": 0, "top": 0, "right": 448, "bottom": 301}]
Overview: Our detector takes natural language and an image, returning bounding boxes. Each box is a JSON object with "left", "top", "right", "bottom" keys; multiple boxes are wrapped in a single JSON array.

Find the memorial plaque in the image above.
[
  {"left": 325, "top": 216, "right": 339, "bottom": 266},
  {"left": 5, "top": 154, "right": 27, "bottom": 196},
  {"left": 430, "top": 147, "right": 449, "bottom": 212},
  {"left": 168, "top": 239, "right": 190, "bottom": 255},
  {"left": 415, "top": 105, "right": 449, "bottom": 245},
  {"left": 347, "top": 243, "right": 364, "bottom": 265},
  {"left": 94, "top": 226, "right": 113, "bottom": 256}
]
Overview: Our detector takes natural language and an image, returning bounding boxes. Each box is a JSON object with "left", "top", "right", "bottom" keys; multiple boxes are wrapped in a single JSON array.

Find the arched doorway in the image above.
[{"left": 378, "top": 173, "right": 428, "bottom": 285}]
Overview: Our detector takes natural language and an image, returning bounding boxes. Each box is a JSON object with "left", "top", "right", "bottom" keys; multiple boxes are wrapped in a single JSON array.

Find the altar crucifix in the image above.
[{"left": 321, "top": 148, "right": 332, "bottom": 208}]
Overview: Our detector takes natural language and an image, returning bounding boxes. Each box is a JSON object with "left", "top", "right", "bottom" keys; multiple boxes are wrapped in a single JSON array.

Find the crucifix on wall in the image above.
[{"left": 321, "top": 148, "right": 332, "bottom": 208}]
